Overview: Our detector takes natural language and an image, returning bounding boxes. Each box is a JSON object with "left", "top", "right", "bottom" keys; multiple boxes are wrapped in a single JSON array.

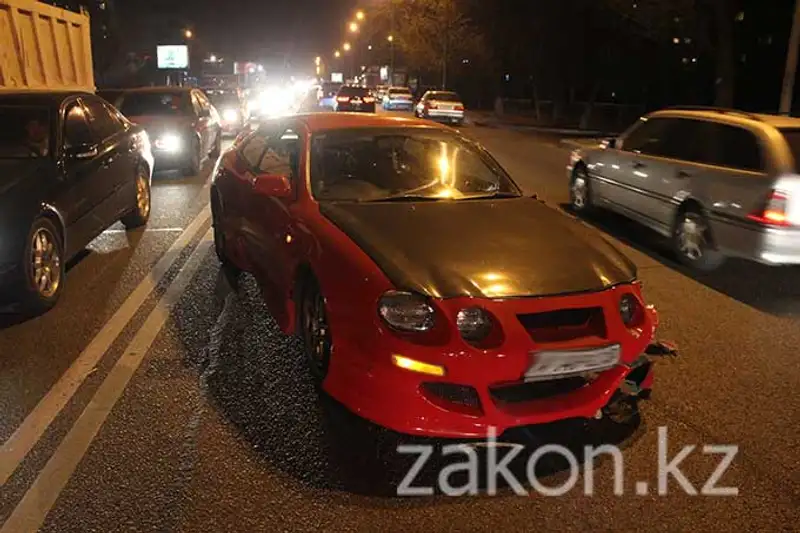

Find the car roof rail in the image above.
[{"left": 663, "top": 105, "right": 763, "bottom": 121}]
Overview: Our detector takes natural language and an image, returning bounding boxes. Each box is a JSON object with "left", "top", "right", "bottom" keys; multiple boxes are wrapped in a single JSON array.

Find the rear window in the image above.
[
  {"left": 389, "top": 88, "right": 411, "bottom": 95},
  {"left": 781, "top": 129, "right": 800, "bottom": 170},
  {"left": 338, "top": 86, "right": 369, "bottom": 97},
  {"left": 119, "top": 92, "right": 193, "bottom": 117},
  {"left": 429, "top": 92, "right": 460, "bottom": 102}
]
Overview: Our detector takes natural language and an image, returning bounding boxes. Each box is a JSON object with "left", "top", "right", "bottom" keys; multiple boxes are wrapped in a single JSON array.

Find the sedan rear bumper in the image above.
[{"left": 710, "top": 214, "right": 800, "bottom": 265}]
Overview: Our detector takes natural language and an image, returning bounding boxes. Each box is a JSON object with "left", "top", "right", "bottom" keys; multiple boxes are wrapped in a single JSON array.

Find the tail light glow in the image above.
[
  {"left": 336, "top": 96, "right": 350, "bottom": 102},
  {"left": 747, "top": 190, "right": 792, "bottom": 226}
]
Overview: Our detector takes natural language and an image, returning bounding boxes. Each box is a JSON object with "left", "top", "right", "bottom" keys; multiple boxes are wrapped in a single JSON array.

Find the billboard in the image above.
[
  {"left": 157, "top": 45, "right": 189, "bottom": 69},
  {"left": 331, "top": 72, "right": 343, "bottom": 83}
]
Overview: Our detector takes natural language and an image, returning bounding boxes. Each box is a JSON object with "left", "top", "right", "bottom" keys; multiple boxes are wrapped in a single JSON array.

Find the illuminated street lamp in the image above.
[
  {"left": 387, "top": 34, "right": 394, "bottom": 42},
  {"left": 209, "top": 54, "right": 217, "bottom": 62},
  {"left": 315, "top": 56, "right": 321, "bottom": 66},
  {"left": 343, "top": 42, "right": 352, "bottom": 52},
  {"left": 184, "top": 29, "right": 193, "bottom": 39},
  {"left": 334, "top": 50, "right": 341, "bottom": 58},
  {"left": 356, "top": 10, "right": 365, "bottom": 21},
  {"left": 349, "top": 21, "right": 359, "bottom": 33}
]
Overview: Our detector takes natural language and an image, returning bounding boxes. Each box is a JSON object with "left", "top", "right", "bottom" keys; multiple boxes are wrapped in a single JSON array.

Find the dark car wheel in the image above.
[
  {"left": 121, "top": 168, "right": 151, "bottom": 229},
  {"left": 210, "top": 131, "right": 222, "bottom": 158},
  {"left": 569, "top": 165, "right": 592, "bottom": 213},
  {"left": 22, "top": 218, "right": 65, "bottom": 313},
  {"left": 183, "top": 138, "right": 201, "bottom": 177},
  {"left": 300, "top": 277, "right": 332, "bottom": 384},
  {"left": 672, "top": 207, "right": 726, "bottom": 271},
  {"left": 211, "top": 197, "right": 240, "bottom": 274}
]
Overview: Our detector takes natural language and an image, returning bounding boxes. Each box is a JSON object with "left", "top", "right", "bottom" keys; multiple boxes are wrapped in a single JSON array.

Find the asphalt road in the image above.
[{"left": 1, "top": 109, "right": 798, "bottom": 533}]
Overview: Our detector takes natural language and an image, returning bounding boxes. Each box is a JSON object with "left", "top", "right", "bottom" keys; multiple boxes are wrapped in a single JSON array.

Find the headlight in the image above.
[
  {"left": 223, "top": 109, "right": 239, "bottom": 122},
  {"left": 456, "top": 307, "right": 493, "bottom": 342},
  {"left": 154, "top": 133, "right": 182, "bottom": 152},
  {"left": 378, "top": 291, "right": 435, "bottom": 332},
  {"left": 619, "top": 293, "right": 641, "bottom": 326}
]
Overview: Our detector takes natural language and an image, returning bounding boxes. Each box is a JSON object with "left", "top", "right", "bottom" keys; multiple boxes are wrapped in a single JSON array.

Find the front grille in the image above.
[
  {"left": 490, "top": 377, "right": 590, "bottom": 404},
  {"left": 518, "top": 307, "right": 606, "bottom": 343},
  {"left": 421, "top": 382, "right": 482, "bottom": 414}
]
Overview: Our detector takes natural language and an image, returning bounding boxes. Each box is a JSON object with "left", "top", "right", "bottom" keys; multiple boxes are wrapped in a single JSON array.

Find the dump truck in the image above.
[{"left": 0, "top": 0, "right": 94, "bottom": 92}]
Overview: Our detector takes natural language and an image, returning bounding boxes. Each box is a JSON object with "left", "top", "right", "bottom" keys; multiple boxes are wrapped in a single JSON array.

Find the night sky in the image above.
[{"left": 118, "top": 0, "right": 355, "bottom": 66}]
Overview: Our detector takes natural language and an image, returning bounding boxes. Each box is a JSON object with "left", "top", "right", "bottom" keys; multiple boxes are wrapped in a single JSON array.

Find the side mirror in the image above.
[
  {"left": 66, "top": 143, "right": 98, "bottom": 160},
  {"left": 253, "top": 173, "right": 291, "bottom": 198}
]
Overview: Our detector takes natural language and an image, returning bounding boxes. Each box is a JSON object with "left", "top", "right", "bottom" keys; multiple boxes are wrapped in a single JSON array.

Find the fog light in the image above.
[
  {"left": 456, "top": 307, "right": 493, "bottom": 342},
  {"left": 392, "top": 354, "right": 446, "bottom": 377}
]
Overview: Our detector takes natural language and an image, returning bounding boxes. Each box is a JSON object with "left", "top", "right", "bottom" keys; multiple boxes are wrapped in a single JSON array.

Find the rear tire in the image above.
[
  {"left": 121, "top": 168, "right": 151, "bottom": 229},
  {"left": 21, "top": 218, "right": 65, "bottom": 314},
  {"left": 672, "top": 207, "right": 726, "bottom": 271},
  {"left": 211, "top": 196, "right": 240, "bottom": 274}
]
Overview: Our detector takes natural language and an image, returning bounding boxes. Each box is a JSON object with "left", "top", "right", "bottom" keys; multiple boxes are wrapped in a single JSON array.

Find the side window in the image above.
[
  {"left": 708, "top": 124, "right": 764, "bottom": 172},
  {"left": 656, "top": 119, "right": 713, "bottom": 164},
  {"left": 258, "top": 128, "right": 299, "bottom": 179},
  {"left": 63, "top": 102, "right": 94, "bottom": 148},
  {"left": 239, "top": 132, "right": 269, "bottom": 169},
  {"left": 83, "top": 98, "right": 124, "bottom": 141},
  {"left": 620, "top": 117, "right": 673, "bottom": 155}
]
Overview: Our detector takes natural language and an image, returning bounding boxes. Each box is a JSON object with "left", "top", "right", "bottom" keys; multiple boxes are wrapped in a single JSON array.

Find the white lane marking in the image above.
[
  {"left": 102, "top": 227, "right": 185, "bottom": 234},
  {"left": 0, "top": 206, "right": 210, "bottom": 486},
  {"left": 0, "top": 230, "right": 213, "bottom": 533}
]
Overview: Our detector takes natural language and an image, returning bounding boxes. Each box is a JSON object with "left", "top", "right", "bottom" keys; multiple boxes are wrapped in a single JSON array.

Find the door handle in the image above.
[{"left": 676, "top": 170, "right": 690, "bottom": 179}]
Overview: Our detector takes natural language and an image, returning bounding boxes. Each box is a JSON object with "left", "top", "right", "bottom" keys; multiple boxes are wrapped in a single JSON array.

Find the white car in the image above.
[{"left": 415, "top": 90, "right": 465, "bottom": 125}]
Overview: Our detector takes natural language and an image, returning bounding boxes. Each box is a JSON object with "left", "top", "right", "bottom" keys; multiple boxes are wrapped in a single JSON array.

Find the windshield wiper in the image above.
[{"left": 368, "top": 194, "right": 445, "bottom": 203}]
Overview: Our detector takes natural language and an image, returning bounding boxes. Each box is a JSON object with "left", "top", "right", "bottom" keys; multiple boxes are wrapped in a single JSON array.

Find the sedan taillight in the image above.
[
  {"left": 747, "top": 189, "right": 792, "bottom": 226},
  {"left": 455, "top": 104, "right": 464, "bottom": 111},
  {"left": 337, "top": 96, "right": 350, "bottom": 102}
]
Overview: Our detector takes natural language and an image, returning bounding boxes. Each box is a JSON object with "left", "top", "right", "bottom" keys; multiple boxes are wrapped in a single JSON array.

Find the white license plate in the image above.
[{"left": 524, "top": 344, "right": 621, "bottom": 382}]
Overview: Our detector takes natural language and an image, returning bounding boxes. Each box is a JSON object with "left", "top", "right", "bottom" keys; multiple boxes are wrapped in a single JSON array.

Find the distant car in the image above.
[
  {"left": 210, "top": 112, "right": 660, "bottom": 438},
  {"left": 567, "top": 107, "right": 800, "bottom": 270},
  {"left": 204, "top": 88, "right": 247, "bottom": 137},
  {"left": 415, "top": 90, "right": 465, "bottom": 125},
  {"left": 382, "top": 86, "right": 414, "bottom": 111},
  {"left": 375, "top": 84, "right": 390, "bottom": 100},
  {"left": 319, "top": 82, "right": 343, "bottom": 110},
  {"left": 108, "top": 87, "right": 222, "bottom": 175},
  {"left": 333, "top": 86, "right": 376, "bottom": 113},
  {"left": 0, "top": 91, "right": 153, "bottom": 312}
]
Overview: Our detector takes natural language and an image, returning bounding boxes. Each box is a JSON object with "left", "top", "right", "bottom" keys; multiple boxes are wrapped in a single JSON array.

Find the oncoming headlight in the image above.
[
  {"left": 456, "top": 307, "right": 493, "bottom": 342},
  {"left": 378, "top": 291, "right": 435, "bottom": 332},
  {"left": 223, "top": 108, "right": 239, "bottom": 122},
  {"left": 619, "top": 293, "right": 641, "bottom": 327},
  {"left": 154, "top": 133, "right": 182, "bottom": 153}
]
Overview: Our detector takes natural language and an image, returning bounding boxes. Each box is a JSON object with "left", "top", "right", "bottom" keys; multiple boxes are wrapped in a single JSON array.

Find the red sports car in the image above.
[{"left": 210, "top": 113, "right": 661, "bottom": 438}]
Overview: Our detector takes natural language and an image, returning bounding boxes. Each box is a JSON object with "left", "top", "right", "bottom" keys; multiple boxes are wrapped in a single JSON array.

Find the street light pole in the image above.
[
  {"left": 780, "top": 0, "right": 800, "bottom": 114},
  {"left": 390, "top": 2, "right": 395, "bottom": 85}
]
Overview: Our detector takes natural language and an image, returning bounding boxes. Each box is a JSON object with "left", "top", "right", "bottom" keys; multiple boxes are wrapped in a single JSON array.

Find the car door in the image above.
[
  {"left": 60, "top": 99, "right": 116, "bottom": 256},
  {"left": 226, "top": 130, "right": 270, "bottom": 247},
  {"left": 192, "top": 90, "right": 214, "bottom": 154},
  {"left": 600, "top": 117, "right": 685, "bottom": 233},
  {"left": 244, "top": 123, "right": 301, "bottom": 324},
  {"left": 82, "top": 96, "right": 135, "bottom": 221}
]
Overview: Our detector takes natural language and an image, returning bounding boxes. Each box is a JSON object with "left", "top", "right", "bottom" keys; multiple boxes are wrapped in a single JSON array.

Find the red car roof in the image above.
[{"left": 295, "top": 112, "right": 443, "bottom": 132}]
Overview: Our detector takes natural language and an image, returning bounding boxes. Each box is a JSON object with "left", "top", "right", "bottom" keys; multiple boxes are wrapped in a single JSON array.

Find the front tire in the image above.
[
  {"left": 22, "top": 218, "right": 65, "bottom": 313},
  {"left": 569, "top": 165, "right": 592, "bottom": 213},
  {"left": 183, "top": 138, "right": 201, "bottom": 177},
  {"left": 672, "top": 207, "right": 726, "bottom": 271},
  {"left": 299, "top": 276, "right": 332, "bottom": 384},
  {"left": 121, "top": 168, "right": 151, "bottom": 229}
]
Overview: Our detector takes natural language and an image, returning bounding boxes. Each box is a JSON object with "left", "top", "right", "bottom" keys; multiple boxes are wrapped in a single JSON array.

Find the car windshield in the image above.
[
  {"left": 338, "top": 86, "right": 369, "bottom": 97},
  {"left": 310, "top": 127, "right": 521, "bottom": 202},
  {"left": 429, "top": 92, "right": 460, "bottom": 102},
  {"left": 781, "top": 129, "right": 800, "bottom": 171},
  {"left": 0, "top": 106, "right": 51, "bottom": 158},
  {"left": 119, "top": 92, "right": 192, "bottom": 117}
]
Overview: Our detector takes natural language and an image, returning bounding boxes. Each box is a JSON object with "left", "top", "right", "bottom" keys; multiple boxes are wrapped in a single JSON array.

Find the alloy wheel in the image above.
[
  {"left": 30, "top": 227, "right": 61, "bottom": 299},
  {"left": 677, "top": 213, "right": 707, "bottom": 261},
  {"left": 571, "top": 172, "right": 589, "bottom": 210},
  {"left": 303, "top": 284, "right": 331, "bottom": 379},
  {"left": 136, "top": 173, "right": 150, "bottom": 218}
]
